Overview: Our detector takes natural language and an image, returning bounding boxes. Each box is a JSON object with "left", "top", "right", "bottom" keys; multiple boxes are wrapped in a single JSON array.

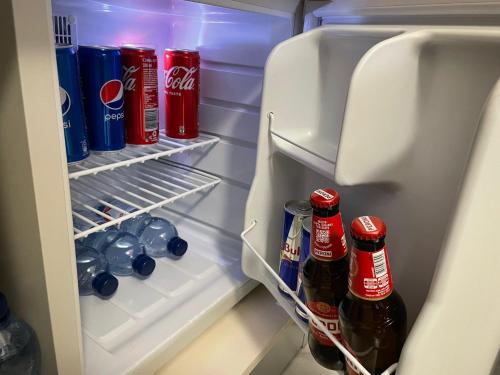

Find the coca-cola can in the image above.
[
  {"left": 121, "top": 46, "right": 159, "bottom": 145},
  {"left": 164, "top": 49, "right": 200, "bottom": 139}
]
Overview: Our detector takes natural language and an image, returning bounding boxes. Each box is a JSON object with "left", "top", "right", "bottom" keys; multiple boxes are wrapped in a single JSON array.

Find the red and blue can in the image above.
[
  {"left": 278, "top": 200, "right": 312, "bottom": 298},
  {"left": 78, "top": 46, "right": 125, "bottom": 152},
  {"left": 295, "top": 216, "right": 311, "bottom": 322},
  {"left": 55, "top": 45, "right": 89, "bottom": 163}
]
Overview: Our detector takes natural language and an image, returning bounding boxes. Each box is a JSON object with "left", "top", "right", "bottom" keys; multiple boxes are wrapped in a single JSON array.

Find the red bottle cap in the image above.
[
  {"left": 309, "top": 188, "right": 340, "bottom": 209},
  {"left": 350, "top": 216, "right": 386, "bottom": 241}
]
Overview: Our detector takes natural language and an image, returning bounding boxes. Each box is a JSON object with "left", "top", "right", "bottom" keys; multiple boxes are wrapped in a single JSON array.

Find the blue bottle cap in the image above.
[
  {"left": 132, "top": 254, "right": 156, "bottom": 277},
  {"left": 0, "top": 293, "right": 10, "bottom": 323},
  {"left": 168, "top": 237, "right": 188, "bottom": 257},
  {"left": 92, "top": 272, "right": 119, "bottom": 297}
]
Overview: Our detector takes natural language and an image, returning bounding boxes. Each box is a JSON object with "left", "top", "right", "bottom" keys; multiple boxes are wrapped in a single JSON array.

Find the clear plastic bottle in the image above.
[
  {"left": 83, "top": 228, "right": 156, "bottom": 277},
  {"left": 120, "top": 213, "right": 188, "bottom": 258},
  {"left": 0, "top": 293, "right": 40, "bottom": 375},
  {"left": 75, "top": 243, "right": 119, "bottom": 298}
]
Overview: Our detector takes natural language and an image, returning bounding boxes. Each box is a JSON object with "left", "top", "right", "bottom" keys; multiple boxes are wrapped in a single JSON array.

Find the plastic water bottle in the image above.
[
  {"left": 121, "top": 213, "right": 188, "bottom": 258},
  {"left": 83, "top": 228, "right": 156, "bottom": 277},
  {"left": 0, "top": 293, "right": 40, "bottom": 375},
  {"left": 75, "top": 243, "right": 118, "bottom": 298}
]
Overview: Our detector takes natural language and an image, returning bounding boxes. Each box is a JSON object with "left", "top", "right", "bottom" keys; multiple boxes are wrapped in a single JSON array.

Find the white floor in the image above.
[{"left": 282, "top": 346, "right": 343, "bottom": 375}]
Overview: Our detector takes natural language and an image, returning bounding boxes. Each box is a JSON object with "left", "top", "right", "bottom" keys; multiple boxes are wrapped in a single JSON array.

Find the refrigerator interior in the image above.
[{"left": 51, "top": 0, "right": 293, "bottom": 373}]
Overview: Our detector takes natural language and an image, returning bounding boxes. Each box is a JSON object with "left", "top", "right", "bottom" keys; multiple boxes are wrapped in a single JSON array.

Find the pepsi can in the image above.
[
  {"left": 78, "top": 46, "right": 125, "bottom": 151},
  {"left": 278, "top": 200, "right": 312, "bottom": 298},
  {"left": 55, "top": 46, "right": 89, "bottom": 163},
  {"left": 295, "top": 216, "right": 311, "bottom": 322}
]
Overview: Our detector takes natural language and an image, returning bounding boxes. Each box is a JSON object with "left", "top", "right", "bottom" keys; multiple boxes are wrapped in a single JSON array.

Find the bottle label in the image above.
[
  {"left": 348, "top": 245, "right": 394, "bottom": 300},
  {"left": 307, "top": 301, "right": 342, "bottom": 346},
  {"left": 311, "top": 213, "right": 347, "bottom": 261}
]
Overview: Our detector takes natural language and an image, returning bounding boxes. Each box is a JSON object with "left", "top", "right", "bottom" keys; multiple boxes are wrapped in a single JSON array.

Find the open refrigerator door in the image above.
[{"left": 241, "top": 4, "right": 500, "bottom": 374}]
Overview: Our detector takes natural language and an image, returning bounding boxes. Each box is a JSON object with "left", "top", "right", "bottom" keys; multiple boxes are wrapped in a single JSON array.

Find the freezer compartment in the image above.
[{"left": 243, "top": 24, "right": 500, "bottom": 375}]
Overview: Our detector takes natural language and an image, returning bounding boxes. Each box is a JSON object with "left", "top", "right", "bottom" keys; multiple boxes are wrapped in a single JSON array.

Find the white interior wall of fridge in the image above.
[{"left": 51, "top": 0, "right": 293, "bottom": 373}]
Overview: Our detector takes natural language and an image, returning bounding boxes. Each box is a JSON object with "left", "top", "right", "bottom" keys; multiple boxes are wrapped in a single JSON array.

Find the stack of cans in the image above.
[
  {"left": 55, "top": 44, "right": 161, "bottom": 163},
  {"left": 55, "top": 43, "right": 204, "bottom": 164}
]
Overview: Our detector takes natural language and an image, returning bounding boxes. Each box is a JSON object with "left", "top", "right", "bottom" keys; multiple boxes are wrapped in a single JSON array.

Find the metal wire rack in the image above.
[
  {"left": 68, "top": 133, "right": 219, "bottom": 180},
  {"left": 71, "top": 160, "right": 221, "bottom": 239}
]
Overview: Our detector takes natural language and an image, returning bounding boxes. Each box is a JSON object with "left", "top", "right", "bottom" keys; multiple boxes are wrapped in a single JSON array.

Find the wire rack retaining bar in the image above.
[
  {"left": 241, "top": 220, "right": 399, "bottom": 375},
  {"left": 71, "top": 160, "right": 221, "bottom": 239},
  {"left": 68, "top": 133, "right": 219, "bottom": 180}
]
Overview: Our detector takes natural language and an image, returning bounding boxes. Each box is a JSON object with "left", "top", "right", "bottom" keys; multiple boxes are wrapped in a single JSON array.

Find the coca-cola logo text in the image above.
[
  {"left": 165, "top": 66, "right": 197, "bottom": 91},
  {"left": 122, "top": 65, "right": 140, "bottom": 91}
]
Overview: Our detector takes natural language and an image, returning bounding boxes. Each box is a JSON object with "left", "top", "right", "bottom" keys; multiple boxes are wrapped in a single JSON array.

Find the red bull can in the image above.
[
  {"left": 278, "top": 200, "right": 312, "bottom": 298},
  {"left": 295, "top": 216, "right": 311, "bottom": 322},
  {"left": 78, "top": 45, "right": 125, "bottom": 152}
]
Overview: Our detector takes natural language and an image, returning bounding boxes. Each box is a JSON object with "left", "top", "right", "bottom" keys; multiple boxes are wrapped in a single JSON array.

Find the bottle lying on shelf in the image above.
[
  {"left": 75, "top": 243, "right": 119, "bottom": 298},
  {"left": 0, "top": 292, "right": 41, "bottom": 375},
  {"left": 83, "top": 228, "right": 156, "bottom": 278},
  {"left": 99, "top": 200, "right": 188, "bottom": 259},
  {"left": 121, "top": 213, "right": 188, "bottom": 258}
]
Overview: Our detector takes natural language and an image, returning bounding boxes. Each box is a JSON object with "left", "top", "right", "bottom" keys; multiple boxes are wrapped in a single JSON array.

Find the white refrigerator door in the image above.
[{"left": 242, "top": 24, "right": 500, "bottom": 375}]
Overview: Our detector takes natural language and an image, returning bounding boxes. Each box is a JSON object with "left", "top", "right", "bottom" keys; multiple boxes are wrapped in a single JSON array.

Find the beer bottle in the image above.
[
  {"left": 303, "top": 188, "right": 349, "bottom": 370},
  {"left": 339, "top": 216, "right": 407, "bottom": 375}
]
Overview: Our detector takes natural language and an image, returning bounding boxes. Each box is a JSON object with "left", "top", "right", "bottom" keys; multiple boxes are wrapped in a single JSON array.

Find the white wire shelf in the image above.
[
  {"left": 71, "top": 160, "right": 221, "bottom": 239},
  {"left": 241, "top": 220, "right": 399, "bottom": 375},
  {"left": 67, "top": 133, "right": 219, "bottom": 180}
]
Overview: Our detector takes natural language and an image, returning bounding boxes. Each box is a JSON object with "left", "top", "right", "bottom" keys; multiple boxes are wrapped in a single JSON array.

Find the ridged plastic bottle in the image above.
[{"left": 121, "top": 213, "right": 188, "bottom": 258}]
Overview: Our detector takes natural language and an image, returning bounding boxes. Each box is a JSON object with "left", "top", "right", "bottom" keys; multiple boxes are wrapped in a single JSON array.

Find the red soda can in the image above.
[
  {"left": 121, "top": 46, "right": 159, "bottom": 145},
  {"left": 164, "top": 49, "right": 200, "bottom": 139}
]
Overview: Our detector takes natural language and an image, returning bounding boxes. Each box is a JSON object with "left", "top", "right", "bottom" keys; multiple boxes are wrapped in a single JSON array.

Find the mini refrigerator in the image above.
[{"left": 0, "top": 0, "right": 499, "bottom": 374}]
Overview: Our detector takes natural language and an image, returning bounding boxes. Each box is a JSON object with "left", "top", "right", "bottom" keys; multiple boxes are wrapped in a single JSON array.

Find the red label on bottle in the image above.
[
  {"left": 307, "top": 301, "right": 342, "bottom": 346},
  {"left": 348, "top": 246, "right": 393, "bottom": 300},
  {"left": 311, "top": 213, "right": 347, "bottom": 261}
]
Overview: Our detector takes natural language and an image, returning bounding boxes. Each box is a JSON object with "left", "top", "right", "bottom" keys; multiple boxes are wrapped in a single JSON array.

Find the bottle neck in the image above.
[
  {"left": 310, "top": 204, "right": 347, "bottom": 261},
  {"left": 352, "top": 237, "right": 385, "bottom": 252},
  {"left": 348, "top": 237, "right": 394, "bottom": 301},
  {"left": 312, "top": 205, "right": 339, "bottom": 218}
]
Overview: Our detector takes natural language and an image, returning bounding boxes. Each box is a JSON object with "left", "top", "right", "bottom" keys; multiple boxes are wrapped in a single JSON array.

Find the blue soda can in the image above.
[
  {"left": 78, "top": 46, "right": 125, "bottom": 151},
  {"left": 55, "top": 45, "right": 89, "bottom": 163},
  {"left": 295, "top": 216, "right": 311, "bottom": 322},
  {"left": 278, "top": 200, "right": 312, "bottom": 298}
]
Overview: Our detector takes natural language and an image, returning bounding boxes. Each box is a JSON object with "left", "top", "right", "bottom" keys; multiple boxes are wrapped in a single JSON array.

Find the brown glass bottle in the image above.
[
  {"left": 339, "top": 216, "right": 407, "bottom": 375},
  {"left": 303, "top": 188, "right": 349, "bottom": 371}
]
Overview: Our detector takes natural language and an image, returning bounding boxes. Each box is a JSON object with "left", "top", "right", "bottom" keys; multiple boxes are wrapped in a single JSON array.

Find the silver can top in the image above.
[{"left": 284, "top": 200, "right": 312, "bottom": 217}]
